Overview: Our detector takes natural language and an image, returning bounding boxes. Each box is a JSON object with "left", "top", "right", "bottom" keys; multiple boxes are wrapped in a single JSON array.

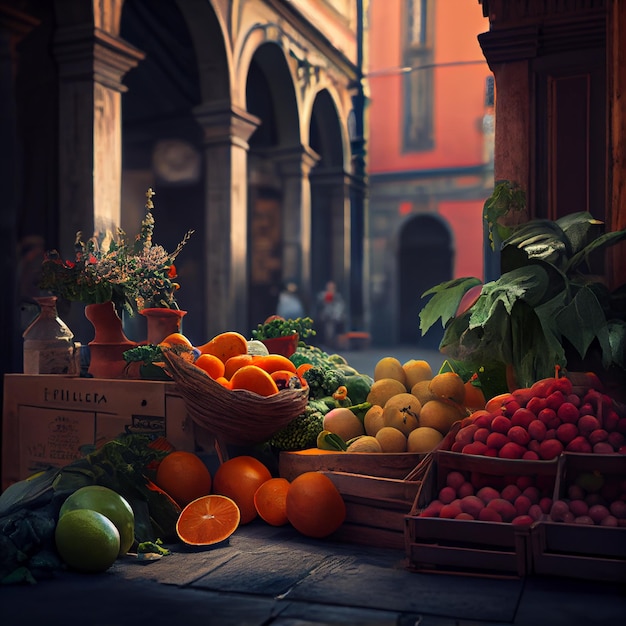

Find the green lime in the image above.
[
  {"left": 59, "top": 485, "right": 135, "bottom": 555},
  {"left": 55, "top": 509, "right": 120, "bottom": 573}
]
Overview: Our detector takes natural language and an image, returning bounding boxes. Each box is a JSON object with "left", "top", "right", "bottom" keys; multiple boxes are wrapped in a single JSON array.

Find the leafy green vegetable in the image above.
[
  {"left": 251, "top": 316, "right": 316, "bottom": 339},
  {"left": 0, "top": 434, "right": 177, "bottom": 584},
  {"left": 420, "top": 211, "right": 626, "bottom": 389}
]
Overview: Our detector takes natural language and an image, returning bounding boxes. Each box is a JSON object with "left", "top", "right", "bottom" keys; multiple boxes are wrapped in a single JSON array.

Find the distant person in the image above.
[
  {"left": 316, "top": 280, "right": 345, "bottom": 348},
  {"left": 276, "top": 281, "right": 305, "bottom": 320}
]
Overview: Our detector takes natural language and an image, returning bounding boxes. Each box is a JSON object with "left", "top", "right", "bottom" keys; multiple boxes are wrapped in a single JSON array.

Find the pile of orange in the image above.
[
  {"left": 155, "top": 449, "right": 347, "bottom": 546},
  {"left": 163, "top": 330, "right": 309, "bottom": 396}
]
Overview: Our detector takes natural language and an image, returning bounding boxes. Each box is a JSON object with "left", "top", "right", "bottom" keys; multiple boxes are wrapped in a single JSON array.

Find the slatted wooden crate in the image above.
[
  {"left": 530, "top": 452, "right": 626, "bottom": 582},
  {"left": 404, "top": 450, "right": 562, "bottom": 578},
  {"left": 279, "top": 450, "right": 429, "bottom": 550},
  {"left": 321, "top": 470, "right": 422, "bottom": 550},
  {"left": 279, "top": 450, "right": 423, "bottom": 481}
]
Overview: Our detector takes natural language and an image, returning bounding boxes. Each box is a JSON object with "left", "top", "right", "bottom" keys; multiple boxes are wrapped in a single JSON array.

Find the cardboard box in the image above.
[
  {"left": 2, "top": 374, "right": 196, "bottom": 490},
  {"left": 404, "top": 451, "right": 561, "bottom": 578}
]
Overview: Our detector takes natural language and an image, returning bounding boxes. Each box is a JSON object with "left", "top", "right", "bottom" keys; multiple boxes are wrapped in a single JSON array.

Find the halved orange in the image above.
[
  {"left": 229, "top": 365, "right": 279, "bottom": 396},
  {"left": 176, "top": 494, "right": 241, "bottom": 546}
]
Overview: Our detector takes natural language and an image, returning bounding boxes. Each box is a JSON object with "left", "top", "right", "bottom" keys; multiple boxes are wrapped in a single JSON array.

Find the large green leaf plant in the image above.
[{"left": 419, "top": 211, "right": 626, "bottom": 389}]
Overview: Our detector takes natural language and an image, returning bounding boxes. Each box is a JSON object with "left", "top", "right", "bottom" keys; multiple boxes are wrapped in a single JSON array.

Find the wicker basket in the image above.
[{"left": 163, "top": 351, "right": 309, "bottom": 447}]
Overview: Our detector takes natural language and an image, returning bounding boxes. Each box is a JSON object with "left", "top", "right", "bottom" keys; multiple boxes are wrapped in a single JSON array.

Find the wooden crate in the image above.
[
  {"left": 530, "top": 453, "right": 626, "bottom": 582},
  {"left": 279, "top": 450, "right": 423, "bottom": 481},
  {"left": 321, "top": 470, "right": 422, "bottom": 550},
  {"left": 404, "top": 451, "right": 562, "bottom": 578},
  {"left": 2, "top": 374, "right": 196, "bottom": 490}
]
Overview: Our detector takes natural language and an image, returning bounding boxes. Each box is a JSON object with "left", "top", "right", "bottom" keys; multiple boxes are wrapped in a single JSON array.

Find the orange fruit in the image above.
[
  {"left": 464, "top": 380, "right": 487, "bottom": 410},
  {"left": 215, "top": 376, "right": 232, "bottom": 389},
  {"left": 176, "top": 494, "right": 241, "bottom": 546},
  {"left": 296, "top": 363, "right": 314, "bottom": 377},
  {"left": 270, "top": 369, "right": 303, "bottom": 390},
  {"left": 255, "top": 354, "right": 297, "bottom": 375},
  {"left": 253, "top": 477, "right": 290, "bottom": 526},
  {"left": 229, "top": 365, "right": 280, "bottom": 396},
  {"left": 212, "top": 456, "right": 272, "bottom": 524},
  {"left": 194, "top": 354, "right": 226, "bottom": 380},
  {"left": 197, "top": 331, "right": 248, "bottom": 363},
  {"left": 160, "top": 332, "right": 193, "bottom": 348},
  {"left": 155, "top": 451, "right": 213, "bottom": 508},
  {"left": 224, "top": 353, "right": 256, "bottom": 379},
  {"left": 286, "top": 471, "right": 346, "bottom": 538}
]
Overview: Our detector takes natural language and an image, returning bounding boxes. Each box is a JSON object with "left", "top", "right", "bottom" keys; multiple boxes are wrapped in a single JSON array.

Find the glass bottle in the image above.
[{"left": 23, "top": 296, "right": 75, "bottom": 375}]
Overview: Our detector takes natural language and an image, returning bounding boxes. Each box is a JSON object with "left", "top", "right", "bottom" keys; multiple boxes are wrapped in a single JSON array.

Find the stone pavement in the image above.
[{"left": 2, "top": 521, "right": 625, "bottom": 626}]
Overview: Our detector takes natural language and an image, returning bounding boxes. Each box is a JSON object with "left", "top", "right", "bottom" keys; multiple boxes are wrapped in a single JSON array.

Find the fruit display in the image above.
[
  {"left": 448, "top": 369, "right": 626, "bottom": 460},
  {"left": 417, "top": 462, "right": 558, "bottom": 525}
]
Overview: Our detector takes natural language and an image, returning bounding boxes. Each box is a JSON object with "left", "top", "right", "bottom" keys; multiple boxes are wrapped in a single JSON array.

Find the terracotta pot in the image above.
[
  {"left": 84, "top": 302, "right": 137, "bottom": 379},
  {"left": 140, "top": 307, "right": 187, "bottom": 345},
  {"left": 261, "top": 333, "right": 299, "bottom": 358}
]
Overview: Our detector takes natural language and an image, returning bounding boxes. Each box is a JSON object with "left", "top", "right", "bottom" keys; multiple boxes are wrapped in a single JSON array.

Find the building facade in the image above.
[
  {"left": 0, "top": 0, "right": 368, "bottom": 378},
  {"left": 366, "top": 0, "right": 493, "bottom": 348}
]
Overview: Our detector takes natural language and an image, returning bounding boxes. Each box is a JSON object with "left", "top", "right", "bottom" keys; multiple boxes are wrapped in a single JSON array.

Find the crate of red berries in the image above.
[
  {"left": 404, "top": 450, "right": 562, "bottom": 578},
  {"left": 530, "top": 452, "right": 626, "bottom": 582}
]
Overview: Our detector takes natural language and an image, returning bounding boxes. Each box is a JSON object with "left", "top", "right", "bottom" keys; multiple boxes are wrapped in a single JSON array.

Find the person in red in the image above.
[{"left": 315, "top": 280, "right": 345, "bottom": 348}]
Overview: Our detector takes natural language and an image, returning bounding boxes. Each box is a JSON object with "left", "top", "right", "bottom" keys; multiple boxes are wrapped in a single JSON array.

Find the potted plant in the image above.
[
  {"left": 39, "top": 188, "right": 193, "bottom": 317},
  {"left": 39, "top": 188, "right": 193, "bottom": 377},
  {"left": 251, "top": 316, "right": 316, "bottom": 357},
  {"left": 419, "top": 202, "right": 626, "bottom": 398}
]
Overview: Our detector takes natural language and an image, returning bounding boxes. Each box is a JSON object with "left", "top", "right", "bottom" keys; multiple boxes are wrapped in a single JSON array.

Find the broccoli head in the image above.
[
  {"left": 302, "top": 365, "right": 347, "bottom": 399},
  {"left": 268, "top": 405, "right": 325, "bottom": 451}
]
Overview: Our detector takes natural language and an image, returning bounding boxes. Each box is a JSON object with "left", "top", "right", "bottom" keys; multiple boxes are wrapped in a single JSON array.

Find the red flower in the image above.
[{"left": 167, "top": 264, "right": 177, "bottom": 279}]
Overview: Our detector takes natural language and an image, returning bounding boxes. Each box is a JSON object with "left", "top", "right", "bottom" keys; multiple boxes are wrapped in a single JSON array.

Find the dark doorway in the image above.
[{"left": 398, "top": 215, "right": 453, "bottom": 348}]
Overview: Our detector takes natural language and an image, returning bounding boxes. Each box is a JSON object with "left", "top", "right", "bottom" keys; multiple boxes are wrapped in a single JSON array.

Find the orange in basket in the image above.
[
  {"left": 255, "top": 354, "right": 297, "bottom": 374},
  {"left": 197, "top": 331, "right": 248, "bottom": 363},
  {"left": 230, "top": 365, "right": 279, "bottom": 396}
]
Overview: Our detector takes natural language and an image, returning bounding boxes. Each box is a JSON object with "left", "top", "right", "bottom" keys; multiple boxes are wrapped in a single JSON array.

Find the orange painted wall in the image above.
[
  {"left": 368, "top": 1, "right": 490, "bottom": 172},
  {"left": 439, "top": 199, "right": 485, "bottom": 279}
]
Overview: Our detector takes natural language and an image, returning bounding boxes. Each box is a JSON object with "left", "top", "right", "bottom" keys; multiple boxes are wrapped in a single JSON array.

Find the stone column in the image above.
[
  {"left": 270, "top": 144, "right": 320, "bottom": 304},
  {"left": 310, "top": 167, "right": 352, "bottom": 319},
  {"left": 53, "top": 25, "right": 144, "bottom": 257},
  {"left": 194, "top": 102, "right": 260, "bottom": 338}
]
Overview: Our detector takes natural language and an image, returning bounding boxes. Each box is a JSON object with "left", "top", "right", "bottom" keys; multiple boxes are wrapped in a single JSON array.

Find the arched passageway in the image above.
[{"left": 398, "top": 215, "right": 453, "bottom": 348}]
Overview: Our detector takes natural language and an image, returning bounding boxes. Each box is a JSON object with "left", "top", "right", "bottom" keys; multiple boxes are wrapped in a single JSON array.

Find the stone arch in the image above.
[
  {"left": 309, "top": 88, "right": 348, "bottom": 317},
  {"left": 245, "top": 41, "right": 303, "bottom": 327},
  {"left": 397, "top": 214, "right": 454, "bottom": 348},
  {"left": 119, "top": 0, "right": 230, "bottom": 344}
]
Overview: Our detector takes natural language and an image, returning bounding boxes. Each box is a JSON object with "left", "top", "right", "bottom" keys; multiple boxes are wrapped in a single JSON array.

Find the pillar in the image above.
[{"left": 194, "top": 102, "right": 260, "bottom": 338}]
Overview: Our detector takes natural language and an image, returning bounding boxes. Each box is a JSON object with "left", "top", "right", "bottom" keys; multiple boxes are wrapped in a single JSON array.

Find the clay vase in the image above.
[
  {"left": 84, "top": 301, "right": 137, "bottom": 379},
  {"left": 261, "top": 333, "right": 299, "bottom": 358},
  {"left": 140, "top": 307, "right": 187, "bottom": 345}
]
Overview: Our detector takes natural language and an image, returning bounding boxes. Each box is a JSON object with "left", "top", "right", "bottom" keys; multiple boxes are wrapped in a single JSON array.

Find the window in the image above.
[{"left": 402, "top": 0, "right": 434, "bottom": 152}]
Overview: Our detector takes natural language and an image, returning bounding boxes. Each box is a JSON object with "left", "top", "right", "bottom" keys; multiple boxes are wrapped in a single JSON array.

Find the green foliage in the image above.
[
  {"left": 302, "top": 366, "right": 346, "bottom": 399},
  {"left": 483, "top": 180, "right": 527, "bottom": 250},
  {"left": 0, "top": 434, "right": 177, "bottom": 584},
  {"left": 420, "top": 211, "right": 626, "bottom": 388},
  {"left": 251, "top": 317, "right": 316, "bottom": 339},
  {"left": 344, "top": 374, "right": 374, "bottom": 405},
  {"left": 289, "top": 344, "right": 333, "bottom": 368},
  {"left": 39, "top": 190, "right": 193, "bottom": 316},
  {"left": 268, "top": 405, "right": 325, "bottom": 451}
]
